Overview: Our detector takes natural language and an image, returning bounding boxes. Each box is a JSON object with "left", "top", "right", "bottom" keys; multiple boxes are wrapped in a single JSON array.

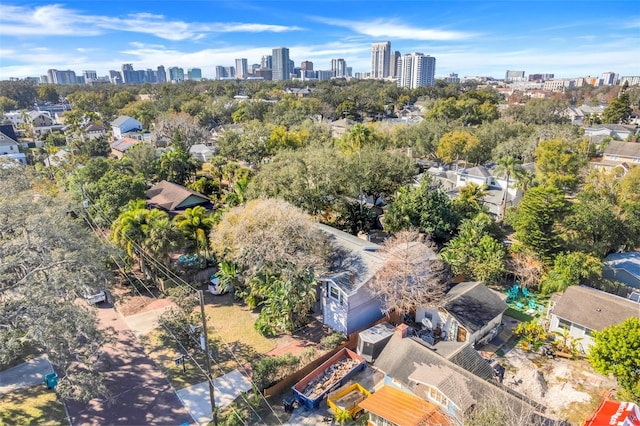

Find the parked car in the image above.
[{"left": 84, "top": 288, "right": 107, "bottom": 305}]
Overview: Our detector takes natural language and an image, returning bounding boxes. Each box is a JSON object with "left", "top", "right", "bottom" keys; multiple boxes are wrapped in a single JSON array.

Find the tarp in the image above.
[{"left": 584, "top": 400, "right": 640, "bottom": 426}]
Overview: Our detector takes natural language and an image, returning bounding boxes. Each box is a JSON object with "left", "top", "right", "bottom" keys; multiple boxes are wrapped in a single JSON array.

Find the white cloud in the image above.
[
  {"left": 313, "top": 17, "right": 477, "bottom": 41},
  {"left": 0, "top": 4, "right": 302, "bottom": 41}
]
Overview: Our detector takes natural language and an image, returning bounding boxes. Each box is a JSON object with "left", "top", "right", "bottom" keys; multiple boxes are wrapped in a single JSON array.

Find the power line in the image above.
[{"left": 81, "top": 194, "right": 281, "bottom": 425}]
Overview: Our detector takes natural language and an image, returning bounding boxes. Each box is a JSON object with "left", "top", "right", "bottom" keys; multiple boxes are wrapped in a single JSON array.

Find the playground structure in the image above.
[{"left": 506, "top": 283, "right": 544, "bottom": 314}]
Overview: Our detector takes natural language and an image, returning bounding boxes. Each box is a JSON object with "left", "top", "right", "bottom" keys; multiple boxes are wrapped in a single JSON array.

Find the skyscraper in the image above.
[
  {"left": 390, "top": 51, "right": 401, "bottom": 78},
  {"left": 397, "top": 53, "right": 436, "bottom": 89},
  {"left": 371, "top": 41, "right": 391, "bottom": 79},
  {"left": 188, "top": 68, "right": 202, "bottom": 81},
  {"left": 331, "top": 58, "right": 347, "bottom": 78},
  {"left": 83, "top": 70, "right": 97, "bottom": 84},
  {"left": 272, "top": 47, "right": 290, "bottom": 81},
  {"left": 157, "top": 65, "right": 167, "bottom": 83},
  {"left": 168, "top": 67, "right": 184, "bottom": 82},
  {"left": 261, "top": 55, "right": 272, "bottom": 69},
  {"left": 235, "top": 59, "right": 248, "bottom": 79}
]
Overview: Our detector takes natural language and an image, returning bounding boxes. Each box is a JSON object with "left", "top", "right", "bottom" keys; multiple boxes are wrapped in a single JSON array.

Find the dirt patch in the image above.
[{"left": 502, "top": 348, "right": 615, "bottom": 423}]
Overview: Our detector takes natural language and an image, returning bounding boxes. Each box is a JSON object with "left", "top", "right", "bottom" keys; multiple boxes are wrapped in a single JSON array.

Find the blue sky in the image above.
[{"left": 0, "top": 1, "right": 638, "bottom": 81}]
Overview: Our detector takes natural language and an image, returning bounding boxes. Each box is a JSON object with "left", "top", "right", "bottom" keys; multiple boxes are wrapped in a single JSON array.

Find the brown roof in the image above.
[
  {"left": 552, "top": 286, "right": 639, "bottom": 331},
  {"left": 358, "top": 385, "right": 451, "bottom": 426},
  {"left": 604, "top": 141, "right": 640, "bottom": 158},
  {"left": 146, "top": 180, "right": 210, "bottom": 212}
]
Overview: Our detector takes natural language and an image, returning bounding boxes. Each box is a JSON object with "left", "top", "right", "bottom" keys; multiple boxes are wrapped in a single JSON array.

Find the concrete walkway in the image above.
[
  {"left": 123, "top": 304, "right": 174, "bottom": 336},
  {"left": 176, "top": 369, "right": 252, "bottom": 425},
  {"left": 0, "top": 356, "right": 54, "bottom": 394}
]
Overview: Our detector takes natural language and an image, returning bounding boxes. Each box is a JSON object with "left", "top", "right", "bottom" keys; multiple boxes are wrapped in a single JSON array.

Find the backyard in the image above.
[{"left": 0, "top": 386, "right": 67, "bottom": 426}]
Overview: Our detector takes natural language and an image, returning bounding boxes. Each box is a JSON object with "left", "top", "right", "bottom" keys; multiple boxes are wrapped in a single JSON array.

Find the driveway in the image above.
[
  {"left": 123, "top": 304, "right": 174, "bottom": 336},
  {"left": 0, "top": 356, "right": 54, "bottom": 394},
  {"left": 65, "top": 303, "right": 193, "bottom": 425}
]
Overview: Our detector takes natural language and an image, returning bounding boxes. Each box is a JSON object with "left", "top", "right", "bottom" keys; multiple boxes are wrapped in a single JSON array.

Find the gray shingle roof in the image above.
[
  {"left": 460, "top": 166, "right": 492, "bottom": 178},
  {"left": 604, "top": 141, "right": 640, "bottom": 158},
  {"left": 111, "top": 115, "right": 138, "bottom": 127},
  {"left": 146, "top": 180, "right": 210, "bottom": 212},
  {"left": 443, "top": 282, "right": 508, "bottom": 334},
  {"left": 551, "top": 286, "right": 639, "bottom": 331}
]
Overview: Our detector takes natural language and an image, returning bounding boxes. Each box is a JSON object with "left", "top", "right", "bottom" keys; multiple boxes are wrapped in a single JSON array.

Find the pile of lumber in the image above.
[{"left": 301, "top": 358, "right": 361, "bottom": 400}]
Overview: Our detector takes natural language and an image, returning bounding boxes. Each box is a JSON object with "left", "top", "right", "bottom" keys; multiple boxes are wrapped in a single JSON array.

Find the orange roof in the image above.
[{"left": 359, "top": 385, "right": 452, "bottom": 426}]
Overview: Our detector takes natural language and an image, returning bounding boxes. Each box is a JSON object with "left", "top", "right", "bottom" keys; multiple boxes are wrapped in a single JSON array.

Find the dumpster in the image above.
[{"left": 44, "top": 373, "right": 58, "bottom": 389}]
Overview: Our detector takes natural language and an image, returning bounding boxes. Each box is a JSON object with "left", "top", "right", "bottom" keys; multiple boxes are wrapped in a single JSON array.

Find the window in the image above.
[
  {"left": 329, "top": 285, "right": 344, "bottom": 306},
  {"left": 428, "top": 386, "right": 447, "bottom": 405}
]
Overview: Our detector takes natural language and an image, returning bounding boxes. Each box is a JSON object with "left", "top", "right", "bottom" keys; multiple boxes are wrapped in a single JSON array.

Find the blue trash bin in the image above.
[{"left": 44, "top": 373, "right": 58, "bottom": 389}]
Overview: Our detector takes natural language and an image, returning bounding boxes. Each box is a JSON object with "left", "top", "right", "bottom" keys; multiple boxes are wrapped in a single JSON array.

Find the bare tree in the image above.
[
  {"left": 369, "top": 230, "right": 450, "bottom": 316},
  {"left": 152, "top": 112, "right": 208, "bottom": 151},
  {"left": 506, "top": 251, "right": 544, "bottom": 289}
]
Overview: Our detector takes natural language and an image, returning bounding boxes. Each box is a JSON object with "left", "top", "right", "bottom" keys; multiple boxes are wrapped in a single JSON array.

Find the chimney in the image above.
[
  {"left": 349, "top": 272, "right": 355, "bottom": 286},
  {"left": 396, "top": 323, "right": 409, "bottom": 339}
]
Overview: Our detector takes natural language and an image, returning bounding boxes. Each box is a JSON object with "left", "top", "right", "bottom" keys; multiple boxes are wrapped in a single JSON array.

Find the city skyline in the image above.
[{"left": 0, "top": 1, "right": 639, "bottom": 81}]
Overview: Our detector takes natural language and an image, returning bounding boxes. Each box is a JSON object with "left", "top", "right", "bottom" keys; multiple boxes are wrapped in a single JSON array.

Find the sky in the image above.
[{"left": 0, "top": 0, "right": 639, "bottom": 81}]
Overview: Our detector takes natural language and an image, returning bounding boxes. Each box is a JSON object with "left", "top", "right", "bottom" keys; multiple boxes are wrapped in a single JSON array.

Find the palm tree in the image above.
[
  {"left": 223, "top": 173, "right": 249, "bottom": 207},
  {"left": 144, "top": 214, "right": 183, "bottom": 269},
  {"left": 495, "top": 156, "right": 522, "bottom": 221},
  {"left": 174, "top": 205, "right": 214, "bottom": 260}
]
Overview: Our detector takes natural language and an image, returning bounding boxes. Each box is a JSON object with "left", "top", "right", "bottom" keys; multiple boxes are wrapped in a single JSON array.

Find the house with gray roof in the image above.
[
  {"left": 373, "top": 328, "right": 546, "bottom": 423},
  {"left": 603, "top": 252, "right": 640, "bottom": 293},
  {"left": 548, "top": 286, "right": 639, "bottom": 351},
  {"left": 317, "top": 223, "right": 389, "bottom": 335},
  {"left": 415, "top": 281, "right": 509, "bottom": 348},
  {"left": 111, "top": 115, "right": 142, "bottom": 140}
]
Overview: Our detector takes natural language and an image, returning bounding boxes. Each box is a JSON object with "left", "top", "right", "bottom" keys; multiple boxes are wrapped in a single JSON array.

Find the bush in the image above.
[
  {"left": 319, "top": 332, "right": 346, "bottom": 350},
  {"left": 514, "top": 320, "right": 548, "bottom": 352},
  {"left": 251, "top": 354, "right": 300, "bottom": 390}
]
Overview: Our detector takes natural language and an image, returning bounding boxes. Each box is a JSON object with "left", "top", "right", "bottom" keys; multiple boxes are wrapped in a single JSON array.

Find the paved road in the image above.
[
  {"left": 124, "top": 304, "right": 173, "bottom": 336},
  {"left": 0, "top": 356, "right": 54, "bottom": 394},
  {"left": 65, "top": 303, "right": 193, "bottom": 426}
]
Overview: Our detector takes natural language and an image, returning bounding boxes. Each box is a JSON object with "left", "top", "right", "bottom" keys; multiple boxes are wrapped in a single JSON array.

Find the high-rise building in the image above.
[
  {"left": 188, "top": 68, "right": 202, "bottom": 81},
  {"left": 225, "top": 66, "right": 235, "bottom": 78},
  {"left": 371, "top": 41, "right": 391, "bottom": 79},
  {"left": 235, "top": 59, "right": 248, "bottom": 79},
  {"left": 83, "top": 70, "right": 97, "bottom": 84},
  {"left": 46, "top": 69, "right": 77, "bottom": 85},
  {"left": 157, "top": 66, "right": 167, "bottom": 83},
  {"left": 272, "top": 47, "right": 291, "bottom": 81},
  {"left": 301, "top": 61, "right": 314, "bottom": 71},
  {"left": 505, "top": 70, "right": 525, "bottom": 81},
  {"left": 601, "top": 72, "right": 617, "bottom": 86},
  {"left": 390, "top": 51, "right": 401, "bottom": 78},
  {"left": 168, "top": 67, "right": 184, "bottom": 82},
  {"left": 109, "top": 70, "right": 123, "bottom": 85},
  {"left": 254, "top": 68, "right": 272, "bottom": 81},
  {"left": 316, "top": 70, "right": 333, "bottom": 81},
  {"left": 261, "top": 55, "right": 272, "bottom": 70},
  {"left": 397, "top": 53, "right": 436, "bottom": 89},
  {"left": 331, "top": 58, "right": 347, "bottom": 78}
]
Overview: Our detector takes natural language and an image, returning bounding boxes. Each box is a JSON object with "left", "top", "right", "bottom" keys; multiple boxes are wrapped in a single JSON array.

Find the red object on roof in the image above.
[{"left": 584, "top": 400, "right": 640, "bottom": 426}]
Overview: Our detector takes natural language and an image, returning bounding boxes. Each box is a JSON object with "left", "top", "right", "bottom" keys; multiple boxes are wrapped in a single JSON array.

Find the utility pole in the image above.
[{"left": 199, "top": 290, "right": 217, "bottom": 425}]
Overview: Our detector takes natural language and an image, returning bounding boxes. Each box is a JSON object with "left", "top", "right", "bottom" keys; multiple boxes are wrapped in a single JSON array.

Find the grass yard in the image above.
[
  {"left": 141, "top": 295, "right": 276, "bottom": 391},
  {"left": 0, "top": 386, "right": 67, "bottom": 426}
]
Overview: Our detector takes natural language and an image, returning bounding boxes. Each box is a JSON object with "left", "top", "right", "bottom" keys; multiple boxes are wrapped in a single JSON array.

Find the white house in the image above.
[
  {"left": 0, "top": 132, "right": 20, "bottom": 155},
  {"left": 548, "top": 286, "right": 639, "bottom": 352},
  {"left": 110, "top": 115, "right": 142, "bottom": 140},
  {"left": 189, "top": 144, "right": 217, "bottom": 163}
]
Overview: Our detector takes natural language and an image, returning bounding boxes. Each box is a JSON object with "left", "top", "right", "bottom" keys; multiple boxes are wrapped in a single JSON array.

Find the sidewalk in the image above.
[{"left": 0, "top": 356, "right": 54, "bottom": 394}]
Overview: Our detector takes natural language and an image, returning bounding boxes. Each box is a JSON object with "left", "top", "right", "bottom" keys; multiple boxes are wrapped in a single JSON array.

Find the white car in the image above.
[{"left": 84, "top": 289, "right": 107, "bottom": 304}]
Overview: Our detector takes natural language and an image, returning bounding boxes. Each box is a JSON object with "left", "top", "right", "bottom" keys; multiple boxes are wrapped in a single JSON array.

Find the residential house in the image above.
[
  {"left": 110, "top": 115, "right": 142, "bottom": 140},
  {"left": 110, "top": 137, "right": 142, "bottom": 159},
  {"left": 317, "top": 223, "right": 391, "bottom": 335},
  {"left": 564, "top": 105, "right": 606, "bottom": 125},
  {"left": 329, "top": 118, "right": 355, "bottom": 138},
  {"left": 595, "top": 141, "right": 640, "bottom": 172},
  {"left": 189, "top": 143, "right": 217, "bottom": 163},
  {"left": 0, "top": 132, "right": 26, "bottom": 164},
  {"left": 146, "top": 180, "right": 212, "bottom": 216},
  {"left": 415, "top": 281, "right": 509, "bottom": 348},
  {"left": 603, "top": 252, "right": 640, "bottom": 295},
  {"left": 83, "top": 123, "right": 106, "bottom": 140},
  {"left": 584, "top": 124, "right": 638, "bottom": 142},
  {"left": 27, "top": 111, "right": 64, "bottom": 137},
  {"left": 373, "top": 328, "right": 545, "bottom": 423},
  {"left": 0, "top": 123, "right": 18, "bottom": 142},
  {"left": 285, "top": 87, "right": 312, "bottom": 97},
  {"left": 358, "top": 385, "right": 452, "bottom": 426},
  {"left": 547, "top": 286, "right": 639, "bottom": 352}
]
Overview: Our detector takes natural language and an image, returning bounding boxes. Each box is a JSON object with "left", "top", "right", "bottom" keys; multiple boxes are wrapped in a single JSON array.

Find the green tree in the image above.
[
  {"left": 539, "top": 251, "right": 603, "bottom": 294},
  {"left": 452, "top": 182, "right": 489, "bottom": 221},
  {"left": 174, "top": 205, "right": 215, "bottom": 259},
  {"left": 504, "top": 98, "right": 569, "bottom": 125},
  {"left": 507, "top": 185, "right": 568, "bottom": 261},
  {"left": 119, "top": 100, "right": 158, "bottom": 129},
  {"left": 0, "top": 96, "right": 17, "bottom": 112},
  {"left": 69, "top": 135, "right": 111, "bottom": 158},
  {"left": 602, "top": 92, "right": 632, "bottom": 124},
  {"left": 384, "top": 176, "right": 459, "bottom": 242},
  {"left": 37, "top": 85, "right": 60, "bottom": 103},
  {"left": 534, "top": 138, "right": 586, "bottom": 191},
  {"left": 84, "top": 168, "right": 147, "bottom": 225},
  {"left": 210, "top": 199, "right": 329, "bottom": 334},
  {"left": 0, "top": 164, "right": 111, "bottom": 402},
  {"left": 441, "top": 213, "right": 506, "bottom": 284},
  {"left": 589, "top": 317, "right": 640, "bottom": 403},
  {"left": 125, "top": 142, "right": 159, "bottom": 181},
  {"left": 0, "top": 80, "right": 38, "bottom": 109},
  {"left": 437, "top": 130, "right": 480, "bottom": 166},
  {"left": 158, "top": 148, "right": 201, "bottom": 185}
]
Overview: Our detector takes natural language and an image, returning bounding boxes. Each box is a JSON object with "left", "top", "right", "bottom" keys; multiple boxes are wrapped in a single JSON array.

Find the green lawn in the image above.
[
  {"left": 141, "top": 296, "right": 277, "bottom": 390},
  {"left": 0, "top": 386, "right": 68, "bottom": 426}
]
